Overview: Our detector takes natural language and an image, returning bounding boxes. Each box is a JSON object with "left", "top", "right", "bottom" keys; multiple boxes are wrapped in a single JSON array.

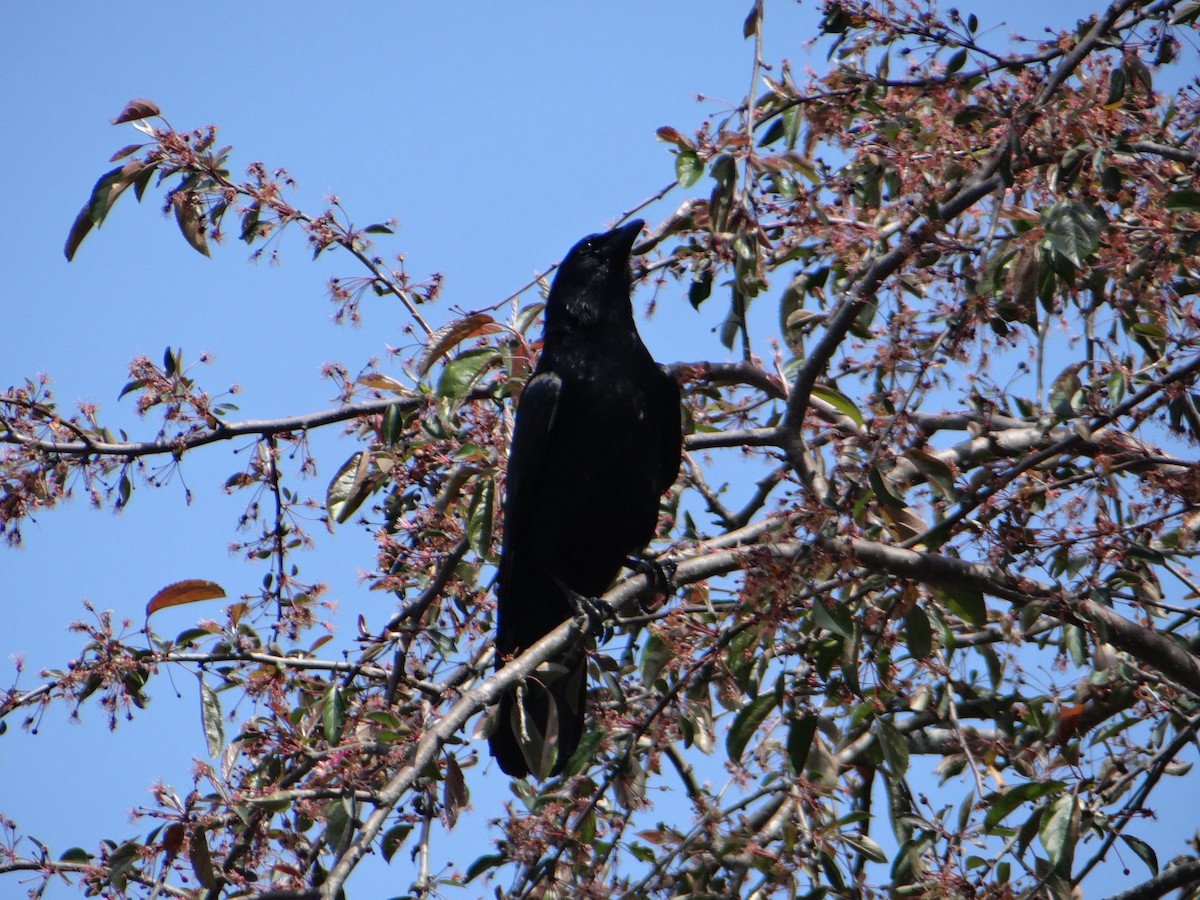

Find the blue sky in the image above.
[{"left": 3, "top": 2, "right": 1193, "bottom": 897}]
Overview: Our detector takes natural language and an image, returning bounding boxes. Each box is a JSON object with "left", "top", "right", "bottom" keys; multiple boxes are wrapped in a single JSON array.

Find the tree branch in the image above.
[{"left": 1105, "top": 860, "right": 1200, "bottom": 900}]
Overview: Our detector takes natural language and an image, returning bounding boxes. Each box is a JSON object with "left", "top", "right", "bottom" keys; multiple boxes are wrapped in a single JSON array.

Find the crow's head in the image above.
[{"left": 546, "top": 219, "right": 644, "bottom": 328}]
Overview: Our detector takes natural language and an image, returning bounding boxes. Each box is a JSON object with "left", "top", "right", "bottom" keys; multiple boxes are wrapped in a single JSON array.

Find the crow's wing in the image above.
[
  {"left": 495, "top": 370, "right": 562, "bottom": 654},
  {"left": 654, "top": 365, "right": 684, "bottom": 496}
]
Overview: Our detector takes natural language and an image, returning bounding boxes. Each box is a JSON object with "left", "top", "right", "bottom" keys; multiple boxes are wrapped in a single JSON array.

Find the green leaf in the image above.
[
  {"left": 1105, "top": 65, "right": 1128, "bottom": 107},
  {"left": 758, "top": 117, "right": 786, "bottom": 147},
  {"left": 1130, "top": 321, "right": 1165, "bottom": 341},
  {"left": 325, "top": 799, "right": 350, "bottom": 849},
  {"left": 983, "top": 781, "right": 1065, "bottom": 831},
  {"left": 904, "top": 605, "right": 932, "bottom": 660},
  {"left": 466, "top": 479, "right": 495, "bottom": 558},
  {"left": 1120, "top": 834, "right": 1158, "bottom": 876},
  {"left": 1044, "top": 200, "right": 1106, "bottom": 267},
  {"left": 868, "top": 463, "right": 907, "bottom": 510},
  {"left": 363, "top": 223, "right": 394, "bottom": 234},
  {"left": 1048, "top": 362, "right": 1084, "bottom": 419},
  {"left": 877, "top": 717, "right": 909, "bottom": 776},
  {"left": 381, "top": 403, "right": 405, "bottom": 444},
  {"left": 172, "top": 192, "right": 211, "bottom": 257},
  {"left": 675, "top": 150, "right": 703, "bottom": 188},
  {"left": 786, "top": 712, "right": 817, "bottom": 773},
  {"left": 907, "top": 450, "right": 956, "bottom": 499},
  {"left": 240, "top": 203, "right": 262, "bottom": 243},
  {"left": 726, "top": 693, "right": 777, "bottom": 764},
  {"left": 90, "top": 164, "right": 141, "bottom": 224},
  {"left": 719, "top": 301, "right": 744, "bottom": 351},
  {"left": 810, "top": 383, "right": 864, "bottom": 427},
  {"left": 934, "top": 583, "right": 986, "bottom": 626},
  {"left": 117, "top": 471, "right": 132, "bottom": 508},
  {"left": 820, "top": 851, "right": 846, "bottom": 891},
  {"left": 812, "top": 597, "right": 853, "bottom": 638},
  {"left": 326, "top": 451, "right": 376, "bottom": 527},
  {"left": 380, "top": 824, "right": 412, "bottom": 863},
  {"left": 465, "top": 853, "right": 506, "bottom": 883},
  {"left": 640, "top": 633, "right": 671, "bottom": 686},
  {"left": 1039, "top": 794, "right": 1078, "bottom": 870},
  {"left": 688, "top": 267, "right": 713, "bottom": 309},
  {"left": 946, "top": 48, "right": 967, "bottom": 75},
  {"left": 435, "top": 347, "right": 502, "bottom": 399},
  {"left": 1164, "top": 190, "right": 1200, "bottom": 211},
  {"left": 200, "top": 680, "right": 224, "bottom": 758},
  {"left": 1170, "top": 0, "right": 1200, "bottom": 23},
  {"left": 322, "top": 683, "right": 345, "bottom": 743},
  {"left": 59, "top": 847, "right": 93, "bottom": 863},
  {"left": 844, "top": 833, "right": 889, "bottom": 863}
]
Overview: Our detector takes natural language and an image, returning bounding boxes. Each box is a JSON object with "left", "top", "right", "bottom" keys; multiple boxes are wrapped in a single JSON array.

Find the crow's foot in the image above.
[{"left": 626, "top": 554, "right": 678, "bottom": 612}]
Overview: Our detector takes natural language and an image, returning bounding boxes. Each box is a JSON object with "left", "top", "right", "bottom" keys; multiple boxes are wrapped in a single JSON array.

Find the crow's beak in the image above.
[{"left": 605, "top": 219, "right": 645, "bottom": 257}]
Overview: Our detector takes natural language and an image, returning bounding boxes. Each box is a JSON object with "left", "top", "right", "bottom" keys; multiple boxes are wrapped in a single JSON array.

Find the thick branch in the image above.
[
  {"left": 826, "top": 537, "right": 1200, "bottom": 698},
  {"left": 1104, "top": 859, "right": 1200, "bottom": 900}
]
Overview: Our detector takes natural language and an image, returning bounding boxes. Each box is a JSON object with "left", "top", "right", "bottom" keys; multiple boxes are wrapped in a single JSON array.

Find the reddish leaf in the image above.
[
  {"left": 161, "top": 823, "right": 185, "bottom": 859},
  {"left": 112, "top": 98, "right": 161, "bottom": 124},
  {"left": 415, "top": 313, "right": 502, "bottom": 377},
  {"left": 64, "top": 205, "right": 95, "bottom": 262},
  {"left": 743, "top": 0, "right": 763, "bottom": 38},
  {"left": 1056, "top": 703, "right": 1087, "bottom": 744},
  {"left": 65, "top": 162, "right": 141, "bottom": 260},
  {"left": 108, "top": 143, "right": 145, "bottom": 162},
  {"left": 442, "top": 756, "right": 468, "bottom": 828},
  {"left": 146, "top": 579, "right": 226, "bottom": 617}
]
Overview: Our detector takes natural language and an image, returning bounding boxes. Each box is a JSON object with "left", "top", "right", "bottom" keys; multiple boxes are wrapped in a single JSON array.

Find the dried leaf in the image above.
[{"left": 355, "top": 373, "right": 411, "bottom": 394}]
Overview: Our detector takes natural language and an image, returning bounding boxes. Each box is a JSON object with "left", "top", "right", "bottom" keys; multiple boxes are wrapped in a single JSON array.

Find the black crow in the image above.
[{"left": 489, "top": 219, "right": 682, "bottom": 777}]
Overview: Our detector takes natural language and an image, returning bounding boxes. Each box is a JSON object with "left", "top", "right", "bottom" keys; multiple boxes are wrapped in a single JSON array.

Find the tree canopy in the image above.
[{"left": 5, "top": 1, "right": 1200, "bottom": 897}]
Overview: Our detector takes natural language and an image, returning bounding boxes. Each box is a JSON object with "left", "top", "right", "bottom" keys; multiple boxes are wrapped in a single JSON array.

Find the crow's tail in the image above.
[{"left": 489, "top": 648, "right": 586, "bottom": 778}]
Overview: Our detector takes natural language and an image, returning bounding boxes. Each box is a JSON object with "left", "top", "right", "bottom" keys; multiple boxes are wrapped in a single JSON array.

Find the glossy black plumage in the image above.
[{"left": 489, "top": 220, "right": 683, "bottom": 777}]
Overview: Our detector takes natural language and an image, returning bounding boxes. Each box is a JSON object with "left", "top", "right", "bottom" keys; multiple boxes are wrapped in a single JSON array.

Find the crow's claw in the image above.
[
  {"left": 567, "top": 589, "right": 608, "bottom": 636},
  {"left": 626, "top": 554, "right": 677, "bottom": 611}
]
